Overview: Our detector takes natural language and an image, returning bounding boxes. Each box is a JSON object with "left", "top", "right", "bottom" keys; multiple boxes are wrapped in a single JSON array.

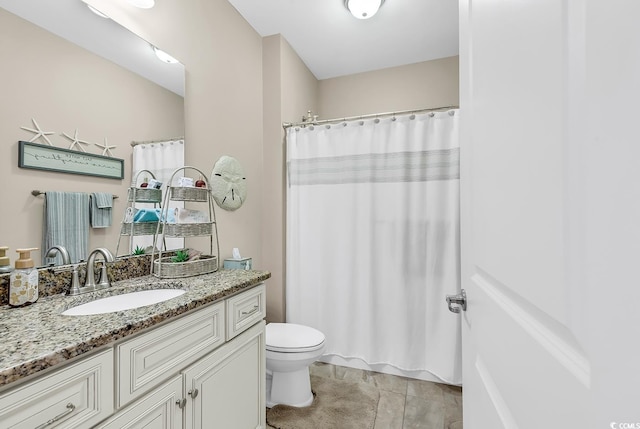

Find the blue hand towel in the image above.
[
  {"left": 133, "top": 208, "right": 160, "bottom": 222},
  {"left": 43, "top": 192, "right": 89, "bottom": 264},
  {"left": 132, "top": 208, "right": 176, "bottom": 223},
  {"left": 90, "top": 193, "right": 113, "bottom": 228}
]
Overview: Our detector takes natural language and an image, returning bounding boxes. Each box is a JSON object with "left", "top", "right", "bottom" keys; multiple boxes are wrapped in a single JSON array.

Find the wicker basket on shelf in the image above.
[
  {"left": 169, "top": 186, "right": 209, "bottom": 202},
  {"left": 120, "top": 222, "right": 161, "bottom": 236},
  {"left": 163, "top": 222, "right": 214, "bottom": 237},
  {"left": 127, "top": 188, "right": 162, "bottom": 203},
  {"left": 153, "top": 255, "right": 218, "bottom": 278}
]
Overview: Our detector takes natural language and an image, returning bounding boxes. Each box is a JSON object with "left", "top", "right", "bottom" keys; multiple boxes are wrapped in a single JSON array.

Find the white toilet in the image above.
[{"left": 265, "top": 323, "right": 326, "bottom": 408}]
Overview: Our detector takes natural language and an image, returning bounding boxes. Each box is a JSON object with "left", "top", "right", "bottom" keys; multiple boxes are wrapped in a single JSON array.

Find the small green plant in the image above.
[
  {"left": 171, "top": 249, "right": 189, "bottom": 263},
  {"left": 132, "top": 245, "right": 146, "bottom": 255}
]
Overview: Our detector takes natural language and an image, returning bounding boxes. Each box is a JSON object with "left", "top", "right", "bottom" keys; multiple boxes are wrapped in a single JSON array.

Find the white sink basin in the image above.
[{"left": 62, "top": 289, "right": 186, "bottom": 316}]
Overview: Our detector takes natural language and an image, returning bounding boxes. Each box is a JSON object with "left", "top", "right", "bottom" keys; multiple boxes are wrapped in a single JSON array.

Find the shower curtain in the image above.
[
  {"left": 132, "top": 139, "right": 185, "bottom": 251},
  {"left": 286, "top": 111, "right": 461, "bottom": 384}
]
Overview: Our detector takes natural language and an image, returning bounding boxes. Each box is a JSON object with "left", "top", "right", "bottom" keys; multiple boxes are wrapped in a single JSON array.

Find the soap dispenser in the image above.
[
  {"left": 0, "top": 246, "right": 12, "bottom": 274},
  {"left": 9, "top": 248, "right": 39, "bottom": 307}
]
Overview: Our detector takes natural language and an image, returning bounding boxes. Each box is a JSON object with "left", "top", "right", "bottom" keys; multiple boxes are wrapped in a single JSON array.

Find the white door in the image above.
[{"left": 459, "top": 1, "right": 640, "bottom": 427}]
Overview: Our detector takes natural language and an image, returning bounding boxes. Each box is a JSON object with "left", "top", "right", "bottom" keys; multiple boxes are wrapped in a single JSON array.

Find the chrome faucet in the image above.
[
  {"left": 46, "top": 245, "right": 84, "bottom": 296},
  {"left": 83, "top": 248, "right": 114, "bottom": 292},
  {"left": 45, "top": 245, "right": 71, "bottom": 266}
]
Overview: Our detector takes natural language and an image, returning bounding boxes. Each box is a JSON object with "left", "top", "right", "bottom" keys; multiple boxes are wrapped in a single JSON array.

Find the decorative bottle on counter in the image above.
[
  {"left": 9, "top": 248, "right": 39, "bottom": 307},
  {"left": 0, "top": 246, "right": 13, "bottom": 274}
]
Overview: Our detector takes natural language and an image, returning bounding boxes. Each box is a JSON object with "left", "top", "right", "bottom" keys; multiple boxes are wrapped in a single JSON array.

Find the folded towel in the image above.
[
  {"left": 174, "top": 208, "right": 208, "bottom": 224},
  {"left": 90, "top": 193, "right": 113, "bottom": 228},
  {"left": 133, "top": 208, "right": 160, "bottom": 223},
  {"left": 93, "top": 193, "right": 113, "bottom": 208},
  {"left": 43, "top": 192, "right": 89, "bottom": 263},
  {"left": 131, "top": 208, "right": 175, "bottom": 223}
]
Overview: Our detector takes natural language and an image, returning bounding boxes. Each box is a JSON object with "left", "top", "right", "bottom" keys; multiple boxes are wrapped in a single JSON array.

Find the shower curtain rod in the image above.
[
  {"left": 130, "top": 137, "right": 184, "bottom": 147},
  {"left": 282, "top": 105, "right": 459, "bottom": 129}
]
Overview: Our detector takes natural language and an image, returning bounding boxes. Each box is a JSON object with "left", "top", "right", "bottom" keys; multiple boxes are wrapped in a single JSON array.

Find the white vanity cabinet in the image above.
[
  {"left": 99, "top": 282, "right": 266, "bottom": 429},
  {"left": 98, "top": 322, "right": 265, "bottom": 429},
  {"left": 0, "top": 349, "right": 114, "bottom": 429},
  {"left": 115, "top": 300, "right": 227, "bottom": 408}
]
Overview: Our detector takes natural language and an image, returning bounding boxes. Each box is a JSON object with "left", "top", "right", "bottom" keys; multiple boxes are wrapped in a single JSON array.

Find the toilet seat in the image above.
[{"left": 266, "top": 323, "right": 325, "bottom": 353}]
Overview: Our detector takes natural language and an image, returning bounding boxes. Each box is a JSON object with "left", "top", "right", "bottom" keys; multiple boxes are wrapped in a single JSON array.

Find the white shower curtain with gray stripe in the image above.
[{"left": 286, "top": 110, "right": 461, "bottom": 385}]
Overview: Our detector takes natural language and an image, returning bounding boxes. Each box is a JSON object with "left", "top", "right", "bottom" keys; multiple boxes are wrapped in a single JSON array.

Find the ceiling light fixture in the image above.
[
  {"left": 344, "top": 0, "right": 385, "bottom": 20},
  {"left": 87, "top": 5, "right": 109, "bottom": 18},
  {"left": 128, "top": 0, "right": 155, "bottom": 9},
  {"left": 153, "top": 46, "right": 179, "bottom": 64}
]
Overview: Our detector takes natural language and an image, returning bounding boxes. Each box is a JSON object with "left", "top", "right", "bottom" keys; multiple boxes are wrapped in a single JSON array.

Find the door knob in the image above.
[{"left": 446, "top": 289, "right": 467, "bottom": 313}]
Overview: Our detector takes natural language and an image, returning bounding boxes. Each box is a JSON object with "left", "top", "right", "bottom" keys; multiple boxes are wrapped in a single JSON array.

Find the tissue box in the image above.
[{"left": 223, "top": 258, "right": 252, "bottom": 270}]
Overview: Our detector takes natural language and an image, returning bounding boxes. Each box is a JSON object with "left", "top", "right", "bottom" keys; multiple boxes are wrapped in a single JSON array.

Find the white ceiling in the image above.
[
  {"left": 227, "top": 0, "right": 459, "bottom": 80},
  {"left": 1, "top": 0, "right": 458, "bottom": 90}
]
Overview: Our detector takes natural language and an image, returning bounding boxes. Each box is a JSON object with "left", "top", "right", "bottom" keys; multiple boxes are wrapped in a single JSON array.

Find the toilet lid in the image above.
[{"left": 266, "top": 323, "right": 325, "bottom": 353}]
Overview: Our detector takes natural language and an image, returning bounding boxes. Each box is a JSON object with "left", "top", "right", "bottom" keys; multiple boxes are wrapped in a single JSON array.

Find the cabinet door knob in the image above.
[
  {"left": 188, "top": 388, "right": 199, "bottom": 399},
  {"left": 176, "top": 398, "right": 187, "bottom": 409}
]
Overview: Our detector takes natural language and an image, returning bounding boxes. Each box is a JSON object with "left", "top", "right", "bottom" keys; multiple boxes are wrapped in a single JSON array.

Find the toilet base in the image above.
[{"left": 266, "top": 367, "right": 314, "bottom": 408}]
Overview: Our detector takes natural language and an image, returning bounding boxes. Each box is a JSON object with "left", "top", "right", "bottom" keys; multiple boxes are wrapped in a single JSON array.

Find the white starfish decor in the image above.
[
  {"left": 95, "top": 137, "right": 116, "bottom": 157},
  {"left": 20, "top": 118, "right": 55, "bottom": 145},
  {"left": 62, "top": 129, "right": 89, "bottom": 152}
]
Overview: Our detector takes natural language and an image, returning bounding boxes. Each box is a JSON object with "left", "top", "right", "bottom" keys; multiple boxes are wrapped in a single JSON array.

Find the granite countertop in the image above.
[{"left": 0, "top": 269, "right": 270, "bottom": 389}]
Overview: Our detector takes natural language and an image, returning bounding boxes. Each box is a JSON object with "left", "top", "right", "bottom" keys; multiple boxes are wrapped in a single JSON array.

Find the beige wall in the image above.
[
  {"left": 319, "top": 56, "right": 459, "bottom": 119},
  {"left": 262, "top": 35, "right": 318, "bottom": 322},
  {"left": 5, "top": 0, "right": 459, "bottom": 322},
  {"left": 0, "top": 8, "right": 184, "bottom": 266},
  {"left": 84, "top": 0, "right": 265, "bottom": 269}
]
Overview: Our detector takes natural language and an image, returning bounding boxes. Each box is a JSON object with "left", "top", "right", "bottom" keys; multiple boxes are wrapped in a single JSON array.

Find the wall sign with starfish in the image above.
[
  {"left": 18, "top": 141, "right": 124, "bottom": 180},
  {"left": 19, "top": 117, "right": 119, "bottom": 157}
]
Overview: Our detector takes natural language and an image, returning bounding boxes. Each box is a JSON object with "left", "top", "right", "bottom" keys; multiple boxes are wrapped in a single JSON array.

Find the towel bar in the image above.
[{"left": 31, "top": 190, "right": 118, "bottom": 199}]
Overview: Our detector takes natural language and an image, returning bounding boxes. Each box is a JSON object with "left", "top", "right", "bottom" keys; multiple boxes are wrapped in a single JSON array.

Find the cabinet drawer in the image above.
[
  {"left": 0, "top": 349, "right": 114, "bottom": 429},
  {"left": 117, "top": 301, "right": 225, "bottom": 407},
  {"left": 226, "top": 283, "right": 265, "bottom": 340}
]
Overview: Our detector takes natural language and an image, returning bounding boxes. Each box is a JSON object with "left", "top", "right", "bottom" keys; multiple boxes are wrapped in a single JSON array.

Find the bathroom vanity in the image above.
[{"left": 0, "top": 269, "right": 269, "bottom": 428}]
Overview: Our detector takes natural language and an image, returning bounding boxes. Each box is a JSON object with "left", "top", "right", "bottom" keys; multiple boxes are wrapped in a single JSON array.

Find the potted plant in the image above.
[
  {"left": 132, "top": 245, "right": 146, "bottom": 256},
  {"left": 171, "top": 249, "right": 189, "bottom": 263},
  {"left": 153, "top": 248, "right": 216, "bottom": 278}
]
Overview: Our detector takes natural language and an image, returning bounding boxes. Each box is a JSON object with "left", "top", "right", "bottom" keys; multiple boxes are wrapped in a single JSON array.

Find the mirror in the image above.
[
  {"left": 0, "top": 0, "right": 185, "bottom": 267},
  {"left": 0, "top": 0, "right": 184, "bottom": 96}
]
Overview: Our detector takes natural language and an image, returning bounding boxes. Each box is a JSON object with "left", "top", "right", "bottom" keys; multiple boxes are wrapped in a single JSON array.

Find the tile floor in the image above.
[{"left": 267, "top": 362, "right": 463, "bottom": 429}]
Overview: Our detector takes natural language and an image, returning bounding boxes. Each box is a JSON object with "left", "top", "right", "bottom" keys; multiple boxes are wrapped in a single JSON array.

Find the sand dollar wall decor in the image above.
[{"left": 210, "top": 155, "right": 247, "bottom": 211}]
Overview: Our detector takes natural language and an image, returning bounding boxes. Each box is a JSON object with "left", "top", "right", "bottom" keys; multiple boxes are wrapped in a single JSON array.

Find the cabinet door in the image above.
[
  {"left": 117, "top": 301, "right": 225, "bottom": 407},
  {"left": 0, "top": 349, "right": 113, "bottom": 429},
  {"left": 96, "top": 374, "right": 183, "bottom": 429},
  {"left": 184, "top": 321, "right": 265, "bottom": 429}
]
